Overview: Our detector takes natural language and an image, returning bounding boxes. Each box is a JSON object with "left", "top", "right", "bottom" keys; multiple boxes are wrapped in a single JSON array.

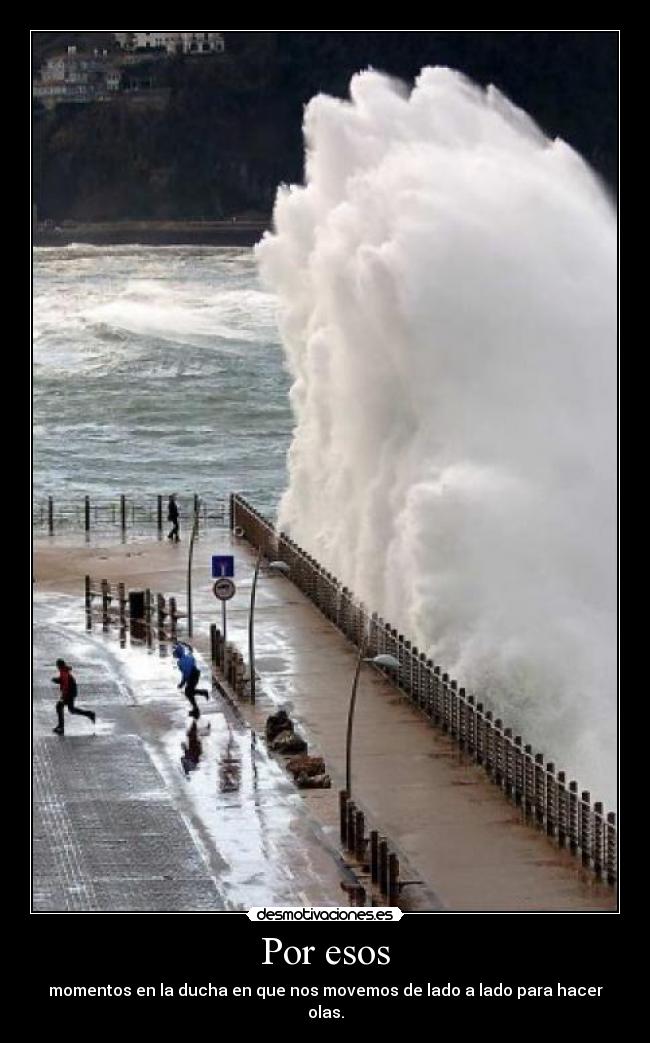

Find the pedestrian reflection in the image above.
[
  {"left": 219, "top": 727, "right": 241, "bottom": 793},
  {"left": 181, "top": 720, "right": 204, "bottom": 778}
]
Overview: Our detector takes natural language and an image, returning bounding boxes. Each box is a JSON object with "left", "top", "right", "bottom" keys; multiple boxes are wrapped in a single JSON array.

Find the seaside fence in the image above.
[
  {"left": 34, "top": 494, "right": 228, "bottom": 535},
  {"left": 229, "top": 493, "right": 617, "bottom": 887}
]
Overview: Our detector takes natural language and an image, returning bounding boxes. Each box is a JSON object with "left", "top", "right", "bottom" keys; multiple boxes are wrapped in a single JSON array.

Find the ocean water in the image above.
[{"left": 33, "top": 244, "right": 291, "bottom": 516}]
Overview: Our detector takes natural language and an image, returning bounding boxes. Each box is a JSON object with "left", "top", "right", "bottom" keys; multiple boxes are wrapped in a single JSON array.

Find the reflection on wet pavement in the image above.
[{"left": 33, "top": 592, "right": 346, "bottom": 911}]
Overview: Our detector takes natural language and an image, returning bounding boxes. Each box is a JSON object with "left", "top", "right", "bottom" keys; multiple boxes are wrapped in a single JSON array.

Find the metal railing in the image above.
[
  {"left": 33, "top": 494, "right": 228, "bottom": 534},
  {"left": 230, "top": 493, "right": 617, "bottom": 887}
]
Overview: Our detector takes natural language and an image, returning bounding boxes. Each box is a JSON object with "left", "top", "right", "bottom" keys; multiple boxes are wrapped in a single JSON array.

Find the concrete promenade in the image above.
[{"left": 34, "top": 530, "right": 616, "bottom": 912}]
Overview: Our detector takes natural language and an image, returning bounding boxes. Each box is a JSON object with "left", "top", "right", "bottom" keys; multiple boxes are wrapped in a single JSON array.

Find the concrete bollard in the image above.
[
  {"left": 370, "top": 830, "right": 379, "bottom": 885},
  {"left": 378, "top": 838, "right": 388, "bottom": 896},
  {"left": 339, "top": 791, "right": 348, "bottom": 847},
  {"left": 346, "top": 801, "right": 356, "bottom": 855},
  {"left": 388, "top": 853, "right": 400, "bottom": 906},
  {"left": 355, "top": 810, "right": 365, "bottom": 864}
]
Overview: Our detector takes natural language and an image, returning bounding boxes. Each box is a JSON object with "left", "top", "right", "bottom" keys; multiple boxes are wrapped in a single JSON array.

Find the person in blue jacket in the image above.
[{"left": 173, "top": 643, "right": 209, "bottom": 718}]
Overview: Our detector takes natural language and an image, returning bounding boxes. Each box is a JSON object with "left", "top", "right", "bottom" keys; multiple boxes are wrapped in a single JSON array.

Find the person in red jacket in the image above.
[{"left": 51, "top": 659, "right": 96, "bottom": 735}]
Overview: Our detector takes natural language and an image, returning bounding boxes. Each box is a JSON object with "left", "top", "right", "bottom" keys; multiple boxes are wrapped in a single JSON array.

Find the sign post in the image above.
[{"left": 213, "top": 573, "right": 236, "bottom": 646}]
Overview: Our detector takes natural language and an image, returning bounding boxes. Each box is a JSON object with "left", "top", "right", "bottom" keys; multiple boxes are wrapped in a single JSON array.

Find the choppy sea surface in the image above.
[{"left": 33, "top": 245, "right": 291, "bottom": 518}]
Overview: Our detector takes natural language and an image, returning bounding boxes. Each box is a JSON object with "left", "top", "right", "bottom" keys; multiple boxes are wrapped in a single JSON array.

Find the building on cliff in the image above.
[{"left": 114, "top": 31, "right": 225, "bottom": 54}]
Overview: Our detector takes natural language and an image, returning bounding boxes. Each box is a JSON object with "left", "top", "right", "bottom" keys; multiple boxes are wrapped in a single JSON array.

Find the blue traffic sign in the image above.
[{"left": 212, "top": 555, "right": 235, "bottom": 578}]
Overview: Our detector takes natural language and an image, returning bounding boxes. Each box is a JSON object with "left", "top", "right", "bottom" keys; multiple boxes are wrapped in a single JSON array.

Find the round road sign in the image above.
[{"left": 213, "top": 577, "right": 236, "bottom": 601}]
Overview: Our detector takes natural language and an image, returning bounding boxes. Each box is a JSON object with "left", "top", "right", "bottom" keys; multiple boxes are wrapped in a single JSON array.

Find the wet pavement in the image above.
[
  {"left": 33, "top": 594, "right": 351, "bottom": 912},
  {"left": 34, "top": 532, "right": 617, "bottom": 911}
]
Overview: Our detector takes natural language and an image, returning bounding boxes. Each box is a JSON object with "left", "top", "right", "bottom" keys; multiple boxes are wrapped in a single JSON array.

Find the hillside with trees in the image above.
[{"left": 32, "top": 31, "right": 618, "bottom": 222}]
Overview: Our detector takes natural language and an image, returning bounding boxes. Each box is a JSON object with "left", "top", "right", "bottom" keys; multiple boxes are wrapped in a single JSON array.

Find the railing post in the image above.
[
  {"left": 545, "top": 763, "right": 556, "bottom": 837},
  {"left": 606, "top": 812, "right": 616, "bottom": 886},
  {"left": 84, "top": 495, "right": 90, "bottom": 533},
  {"left": 580, "top": 791, "right": 591, "bottom": 867},
  {"left": 535, "top": 753, "right": 545, "bottom": 827},
  {"left": 157, "top": 495, "right": 163, "bottom": 536},
  {"left": 593, "top": 801, "right": 604, "bottom": 879},
  {"left": 84, "top": 574, "right": 91, "bottom": 611},
  {"left": 568, "top": 781, "right": 579, "bottom": 855},
  {"left": 120, "top": 494, "right": 126, "bottom": 533},
  {"left": 557, "top": 771, "right": 567, "bottom": 847},
  {"left": 514, "top": 736, "right": 523, "bottom": 804},
  {"left": 48, "top": 496, "right": 54, "bottom": 534}
]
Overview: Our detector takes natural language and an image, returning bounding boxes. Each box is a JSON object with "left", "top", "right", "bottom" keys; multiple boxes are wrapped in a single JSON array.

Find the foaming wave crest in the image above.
[{"left": 256, "top": 67, "right": 617, "bottom": 803}]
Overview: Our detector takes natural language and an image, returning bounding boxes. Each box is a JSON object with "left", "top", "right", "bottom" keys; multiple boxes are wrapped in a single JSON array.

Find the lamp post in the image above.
[
  {"left": 186, "top": 498, "right": 200, "bottom": 638},
  {"left": 248, "top": 550, "right": 289, "bottom": 704},
  {"left": 345, "top": 648, "right": 400, "bottom": 798}
]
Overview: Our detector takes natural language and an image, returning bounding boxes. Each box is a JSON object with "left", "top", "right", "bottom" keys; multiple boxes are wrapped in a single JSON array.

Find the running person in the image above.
[
  {"left": 51, "top": 659, "right": 96, "bottom": 735},
  {"left": 173, "top": 643, "right": 209, "bottom": 718}
]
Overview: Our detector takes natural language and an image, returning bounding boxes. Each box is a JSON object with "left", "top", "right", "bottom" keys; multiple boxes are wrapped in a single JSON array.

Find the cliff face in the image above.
[{"left": 33, "top": 31, "right": 618, "bottom": 222}]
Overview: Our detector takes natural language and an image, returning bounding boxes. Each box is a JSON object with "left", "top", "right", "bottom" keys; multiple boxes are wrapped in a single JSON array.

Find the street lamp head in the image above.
[{"left": 364, "top": 653, "right": 400, "bottom": 670}]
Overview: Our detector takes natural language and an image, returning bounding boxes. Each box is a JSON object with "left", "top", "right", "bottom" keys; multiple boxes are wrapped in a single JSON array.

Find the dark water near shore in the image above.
[{"left": 33, "top": 244, "right": 291, "bottom": 517}]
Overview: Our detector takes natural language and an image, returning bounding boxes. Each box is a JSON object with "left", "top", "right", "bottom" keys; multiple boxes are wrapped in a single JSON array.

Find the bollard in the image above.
[
  {"left": 120, "top": 494, "right": 126, "bottom": 533},
  {"left": 339, "top": 791, "right": 348, "bottom": 847},
  {"left": 580, "top": 791, "right": 591, "bottom": 867},
  {"left": 101, "top": 579, "right": 110, "bottom": 629},
  {"left": 370, "top": 831, "right": 379, "bottom": 885},
  {"left": 169, "top": 597, "right": 178, "bottom": 641},
  {"left": 144, "top": 589, "right": 152, "bottom": 649},
  {"left": 210, "top": 624, "right": 217, "bottom": 667},
  {"left": 156, "top": 593, "right": 165, "bottom": 636},
  {"left": 355, "top": 810, "right": 365, "bottom": 864},
  {"left": 48, "top": 496, "right": 54, "bottom": 535},
  {"left": 84, "top": 496, "right": 90, "bottom": 533},
  {"left": 388, "top": 853, "right": 400, "bottom": 906},
  {"left": 346, "top": 801, "right": 356, "bottom": 855},
  {"left": 378, "top": 839, "right": 388, "bottom": 896}
]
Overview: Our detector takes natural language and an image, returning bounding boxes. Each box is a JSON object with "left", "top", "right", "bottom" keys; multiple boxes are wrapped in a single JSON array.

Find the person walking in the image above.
[
  {"left": 51, "top": 659, "right": 96, "bottom": 735},
  {"left": 167, "top": 493, "right": 180, "bottom": 542},
  {"left": 173, "top": 643, "right": 209, "bottom": 718}
]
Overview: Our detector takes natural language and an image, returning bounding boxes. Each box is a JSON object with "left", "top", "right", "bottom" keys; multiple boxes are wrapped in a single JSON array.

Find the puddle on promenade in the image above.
[{"left": 34, "top": 592, "right": 344, "bottom": 909}]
